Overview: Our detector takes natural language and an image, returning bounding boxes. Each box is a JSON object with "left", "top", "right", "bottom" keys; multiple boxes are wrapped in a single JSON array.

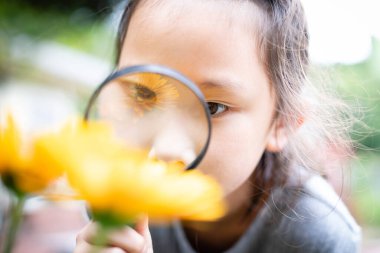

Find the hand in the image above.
[{"left": 74, "top": 216, "right": 153, "bottom": 253}]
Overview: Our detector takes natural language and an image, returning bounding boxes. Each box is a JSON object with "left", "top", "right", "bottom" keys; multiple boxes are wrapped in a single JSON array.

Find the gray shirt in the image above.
[{"left": 150, "top": 176, "right": 361, "bottom": 253}]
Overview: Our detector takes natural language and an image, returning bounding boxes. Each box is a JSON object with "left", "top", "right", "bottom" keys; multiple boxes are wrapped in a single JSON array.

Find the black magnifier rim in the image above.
[{"left": 83, "top": 64, "right": 212, "bottom": 170}]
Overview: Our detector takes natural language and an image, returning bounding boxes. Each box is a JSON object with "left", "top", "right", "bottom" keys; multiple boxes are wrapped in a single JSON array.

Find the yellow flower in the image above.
[
  {"left": 67, "top": 155, "right": 226, "bottom": 223},
  {"left": 37, "top": 119, "right": 226, "bottom": 223},
  {"left": 0, "top": 114, "right": 24, "bottom": 173},
  {"left": 0, "top": 113, "right": 64, "bottom": 194},
  {"left": 116, "top": 160, "right": 226, "bottom": 222}
]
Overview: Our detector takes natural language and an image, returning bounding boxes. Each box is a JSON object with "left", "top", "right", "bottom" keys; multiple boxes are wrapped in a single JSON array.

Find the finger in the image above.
[
  {"left": 78, "top": 220, "right": 152, "bottom": 252},
  {"left": 134, "top": 215, "right": 152, "bottom": 247},
  {"left": 74, "top": 240, "right": 125, "bottom": 253},
  {"left": 107, "top": 226, "right": 146, "bottom": 253}
]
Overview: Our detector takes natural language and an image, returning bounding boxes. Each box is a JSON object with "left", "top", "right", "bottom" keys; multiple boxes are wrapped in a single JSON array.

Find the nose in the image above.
[{"left": 149, "top": 121, "right": 196, "bottom": 167}]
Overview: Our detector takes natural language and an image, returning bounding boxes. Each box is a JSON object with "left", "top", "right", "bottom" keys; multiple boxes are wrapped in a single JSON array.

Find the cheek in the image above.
[{"left": 197, "top": 116, "right": 268, "bottom": 195}]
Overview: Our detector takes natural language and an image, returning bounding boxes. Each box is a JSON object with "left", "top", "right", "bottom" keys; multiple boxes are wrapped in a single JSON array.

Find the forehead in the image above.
[
  {"left": 132, "top": 0, "right": 259, "bottom": 29},
  {"left": 122, "top": 0, "right": 262, "bottom": 65},
  {"left": 120, "top": 0, "right": 270, "bottom": 99}
]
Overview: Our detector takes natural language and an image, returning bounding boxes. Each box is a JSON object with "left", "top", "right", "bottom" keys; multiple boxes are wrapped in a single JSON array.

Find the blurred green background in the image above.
[{"left": 0, "top": 0, "right": 379, "bottom": 252}]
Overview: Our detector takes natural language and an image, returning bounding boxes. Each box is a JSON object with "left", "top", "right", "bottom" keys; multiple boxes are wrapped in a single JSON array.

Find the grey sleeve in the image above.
[{"left": 261, "top": 192, "right": 361, "bottom": 253}]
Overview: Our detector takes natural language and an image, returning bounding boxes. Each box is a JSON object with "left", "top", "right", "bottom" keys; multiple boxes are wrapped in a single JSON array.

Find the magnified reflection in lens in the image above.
[{"left": 120, "top": 73, "right": 179, "bottom": 117}]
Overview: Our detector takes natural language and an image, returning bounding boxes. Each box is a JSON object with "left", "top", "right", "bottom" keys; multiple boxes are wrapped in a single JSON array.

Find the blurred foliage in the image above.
[
  {"left": 333, "top": 39, "right": 380, "bottom": 151},
  {"left": 351, "top": 151, "right": 380, "bottom": 226},
  {"left": 5, "top": 0, "right": 123, "bottom": 17},
  {"left": 0, "top": 1, "right": 116, "bottom": 58},
  {"left": 332, "top": 39, "right": 380, "bottom": 227}
]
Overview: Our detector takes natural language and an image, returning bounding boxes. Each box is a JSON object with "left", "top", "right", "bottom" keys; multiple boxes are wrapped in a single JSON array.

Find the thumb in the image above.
[{"left": 134, "top": 215, "right": 152, "bottom": 247}]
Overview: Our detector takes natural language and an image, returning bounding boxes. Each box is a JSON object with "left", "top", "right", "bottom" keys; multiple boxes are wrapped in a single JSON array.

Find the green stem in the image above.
[
  {"left": 2, "top": 196, "right": 25, "bottom": 253},
  {"left": 94, "top": 225, "right": 109, "bottom": 248}
]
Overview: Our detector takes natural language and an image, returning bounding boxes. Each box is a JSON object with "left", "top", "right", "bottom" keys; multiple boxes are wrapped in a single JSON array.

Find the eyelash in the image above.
[{"left": 207, "top": 102, "right": 229, "bottom": 117}]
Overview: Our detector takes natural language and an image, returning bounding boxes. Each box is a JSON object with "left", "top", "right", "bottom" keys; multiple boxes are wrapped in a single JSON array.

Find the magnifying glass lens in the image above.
[{"left": 86, "top": 69, "right": 210, "bottom": 170}]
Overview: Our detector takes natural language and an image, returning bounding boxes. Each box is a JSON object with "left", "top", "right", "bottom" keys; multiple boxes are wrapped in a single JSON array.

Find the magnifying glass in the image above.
[{"left": 84, "top": 65, "right": 211, "bottom": 170}]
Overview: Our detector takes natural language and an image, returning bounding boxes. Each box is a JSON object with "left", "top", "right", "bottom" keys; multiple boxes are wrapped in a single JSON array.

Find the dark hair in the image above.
[{"left": 114, "top": 0, "right": 353, "bottom": 216}]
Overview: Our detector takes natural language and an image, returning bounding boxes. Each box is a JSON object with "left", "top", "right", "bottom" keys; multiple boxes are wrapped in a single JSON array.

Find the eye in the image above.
[
  {"left": 127, "top": 84, "right": 158, "bottom": 114},
  {"left": 134, "top": 84, "right": 157, "bottom": 102},
  {"left": 207, "top": 102, "right": 228, "bottom": 117}
]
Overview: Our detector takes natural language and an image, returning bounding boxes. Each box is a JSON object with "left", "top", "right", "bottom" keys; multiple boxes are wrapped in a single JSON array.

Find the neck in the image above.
[{"left": 183, "top": 209, "right": 255, "bottom": 253}]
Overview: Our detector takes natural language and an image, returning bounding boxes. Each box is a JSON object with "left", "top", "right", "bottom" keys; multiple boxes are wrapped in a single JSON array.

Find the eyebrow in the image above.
[{"left": 199, "top": 78, "right": 245, "bottom": 91}]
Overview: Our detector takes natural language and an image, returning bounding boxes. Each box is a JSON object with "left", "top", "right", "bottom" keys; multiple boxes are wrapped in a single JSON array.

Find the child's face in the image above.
[{"left": 119, "top": 0, "right": 283, "bottom": 209}]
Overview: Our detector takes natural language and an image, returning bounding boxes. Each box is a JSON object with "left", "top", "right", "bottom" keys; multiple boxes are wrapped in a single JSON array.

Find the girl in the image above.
[{"left": 75, "top": 0, "right": 361, "bottom": 252}]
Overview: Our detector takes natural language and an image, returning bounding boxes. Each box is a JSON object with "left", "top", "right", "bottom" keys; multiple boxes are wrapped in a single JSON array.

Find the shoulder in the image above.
[{"left": 261, "top": 175, "right": 361, "bottom": 253}]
